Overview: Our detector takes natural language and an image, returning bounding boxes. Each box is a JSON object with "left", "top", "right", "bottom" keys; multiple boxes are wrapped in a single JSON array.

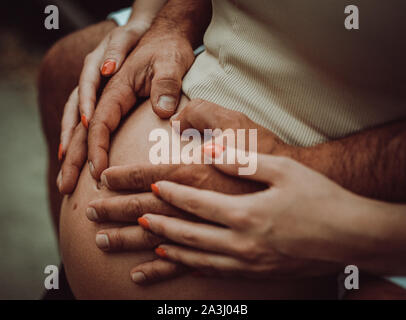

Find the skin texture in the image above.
[
  {"left": 59, "top": 0, "right": 212, "bottom": 190},
  {"left": 38, "top": 4, "right": 405, "bottom": 299},
  {"left": 59, "top": 0, "right": 170, "bottom": 160},
  {"left": 132, "top": 154, "right": 406, "bottom": 277},
  {"left": 59, "top": 97, "right": 337, "bottom": 299},
  {"left": 38, "top": 20, "right": 118, "bottom": 230}
]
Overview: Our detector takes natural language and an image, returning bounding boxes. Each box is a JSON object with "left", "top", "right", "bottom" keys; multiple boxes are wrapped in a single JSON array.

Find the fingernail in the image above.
[
  {"left": 151, "top": 183, "right": 160, "bottom": 196},
  {"left": 58, "top": 143, "right": 64, "bottom": 161},
  {"left": 155, "top": 247, "right": 167, "bottom": 258},
  {"left": 86, "top": 207, "right": 98, "bottom": 221},
  {"left": 203, "top": 143, "right": 225, "bottom": 159},
  {"left": 88, "top": 161, "right": 95, "bottom": 176},
  {"left": 101, "top": 60, "right": 116, "bottom": 76},
  {"left": 57, "top": 170, "right": 63, "bottom": 190},
  {"left": 131, "top": 271, "right": 147, "bottom": 284},
  {"left": 158, "top": 95, "right": 176, "bottom": 112},
  {"left": 138, "top": 217, "right": 150, "bottom": 230},
  {"left": 81, "top": 114, "right": 89, "bottom": 129},
  {"left": 95, "top": 233, "right": 109, "bottom": 250},
  {"left": 101, "top": 173, "right": 110, "bottom": 189}
]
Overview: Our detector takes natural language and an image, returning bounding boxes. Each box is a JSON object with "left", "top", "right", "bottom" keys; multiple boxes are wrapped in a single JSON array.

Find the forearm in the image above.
[
  {"left": 319, "top": 194, "right": 406, "bottom": 275},
  {"left": 286, "top": 120, "right": 406, "bottom": 202},
  {"left": 140, "top": 0, "right": 212, "bottom": 48}
]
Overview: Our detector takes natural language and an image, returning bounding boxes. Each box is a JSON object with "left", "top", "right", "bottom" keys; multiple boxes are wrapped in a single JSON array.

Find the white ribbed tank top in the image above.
[{"left": 182, "top": 0, "right": 406, "bottom": 147}]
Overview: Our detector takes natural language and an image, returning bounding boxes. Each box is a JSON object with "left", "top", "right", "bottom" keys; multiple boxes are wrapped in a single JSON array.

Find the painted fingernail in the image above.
[
  {"left": 88, "top": 161, "right": 95, "bottom": 176},
  {"left": 81, "top": 114, "right": 88, "bottom": 129},
  {"left": 95, "top": 233, "right": 109, "bottom": 250},
  {"left": 131, "top": 271, "right": 147, "bottom": 284},
  {"left": 101, "top": 173, "right": 110, "bottom": 189},
  {"left": 101, "top": 60, "right": 116, "bottom": 76},
  {"left": 86, "top": 207, "right": 98, "bottom": 221},
  {"left": 158, "top": 95, "right": 176, "bottom": 112},
  {"left": 203, "top": 143, "right": 225, "bottom": 159},
  {"left": 138, "top": 217, "right": 150, "bottom": 230},
  {"left": 57, "top": 170, "right": 63, "bottom": 190},
  {"left": 58, "top": 143, "right": 64, "bottom": 161},
  {"left": 151, "top": 183, "right": 160, "bottom": 196},
  {"left": 155, "top": 247, "right": 167, "bottom": 258}
]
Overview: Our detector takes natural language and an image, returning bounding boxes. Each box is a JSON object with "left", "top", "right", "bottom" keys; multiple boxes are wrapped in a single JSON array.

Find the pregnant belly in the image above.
[{"left": 59, "top": 97, "right": 337, "bottom": 299}]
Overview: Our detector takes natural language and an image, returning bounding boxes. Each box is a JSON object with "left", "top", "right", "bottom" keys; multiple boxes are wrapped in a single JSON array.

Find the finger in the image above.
[
  {"left": 100, "top": 27, "right": 141, "bottom": 77},
  {"left": 87, "top": 72, "right": 137, "bottom": 180},
  {"left": 101, "top": 163, "right": 181, "bottom": 192},
  {"left": 140, "top": 214, "right": 241, "bottom": 256},
  {"left": 60, "top": 87, "right": 80, "bottom": 160},
  {"left": 87, "top": 192, "right": 183, "bottom": 223},
  {"left": 150, "top": 58, "right": 185, "bottom": 119},
  {"left": 58, "top": 123, "right": 87, "bottom": 194},
  {"left": 210, "top": 146, "right": 287, "bottom": 185},
  {"left": 96, "top": 226, "right": 163, "bottom": 252},
  {"left": 151, "top": 181, "right": 239, "bottom": 227},
  {"left": 78, "top": 49, "right": 104, "bottom": 123},
  {"left": 172, "top": 99, "right": 250, "bottom": 133},
  {"left": 130, "top": 259, "right": 186, "bottom": 285},
  {"left": 156, "top": 244, "right": 249, "bottom": 275}
]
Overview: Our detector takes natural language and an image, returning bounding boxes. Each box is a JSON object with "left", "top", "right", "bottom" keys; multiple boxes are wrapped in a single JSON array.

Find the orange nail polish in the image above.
[
  {"left": 58, "top": 143, "right": 64, "bottom": 161},
  {"left": 101, "top": 60, "right": 116, "bottom": 76},
  {"left": 155, "top": 247, "right": 167, "bottom": 258},
  {"left": 151, "top": 183, "right": 160, "bottom": 196},
  {"left": 81, "top": 114, "right": 88, "bottom": 129},
  {"left": 138, "top": 217, "right": 150, "bottom": 230},
  {"left": 203, "top": 143, "right": 225, "bottom": 159}
]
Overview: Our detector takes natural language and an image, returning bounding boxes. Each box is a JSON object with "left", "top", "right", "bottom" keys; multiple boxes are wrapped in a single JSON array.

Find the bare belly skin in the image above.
[{"left": 59, "top": 96, "right": 337, "bottom": 299}]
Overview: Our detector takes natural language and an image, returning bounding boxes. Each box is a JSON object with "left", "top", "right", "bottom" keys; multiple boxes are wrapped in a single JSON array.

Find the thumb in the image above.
[{"left": 150, "top": 61, "right": 184, "bottom": 119}]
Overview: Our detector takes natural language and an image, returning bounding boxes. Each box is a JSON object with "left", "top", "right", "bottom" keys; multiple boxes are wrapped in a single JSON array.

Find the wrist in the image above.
[{"left": 126, "top": 19, "right": 152, "bottom": 35}]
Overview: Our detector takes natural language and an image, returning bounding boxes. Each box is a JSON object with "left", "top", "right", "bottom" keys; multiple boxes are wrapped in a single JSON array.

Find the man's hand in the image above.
[
  {"left": 88, "top": 100, "right": 296, "bottom": 284},
  {"left": 58, "top": 0, "right": 213, "bottom": 194},
  {"left": 175, "top": 100, "right": 406, "bottom": 202}
]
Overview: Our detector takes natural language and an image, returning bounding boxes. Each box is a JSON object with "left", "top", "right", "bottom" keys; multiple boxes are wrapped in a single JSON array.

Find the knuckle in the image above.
[
  {"left": 126, "top": 198, "right": 143, "bottom": 217},
  {"left": 233, "top": 208, "right": 255, "bottom": 229},
  {"left": 145, "top": 264, "right": 163, "bottom": 281},
  {"left": 179, "top": 228, "right": 198, "bottom": 245},
  {"left": 141, "top": 230, "right": 161, "bottom": 247},
  {"left": 183, "top": 198, "right": 201, "bottom": 213},
  {"left": 199, "top": 256, "right": 216, "bottom": 272},
  {"left": 107, "top": 228, "right": 124, "bottom": 250},
  {"left": 105, "top": 42, "right": 123, "bottom": 56},
  {"left": 128, "top": 168, "right": 147, "bottom": 189},
  {"left": 94, "top": 201, "right": 108, "bottom": 220},
  {"left": 237, "top": 239, "right": 261, "bottom": 261}
]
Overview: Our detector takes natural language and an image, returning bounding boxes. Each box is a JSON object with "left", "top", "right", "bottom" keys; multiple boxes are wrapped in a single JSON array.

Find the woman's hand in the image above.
[
  {"left": 58, "top": 21, "right": 152, "bottom": 161},
  {"left": 132, "top": 149, "right": 351, "bottom": 280}
]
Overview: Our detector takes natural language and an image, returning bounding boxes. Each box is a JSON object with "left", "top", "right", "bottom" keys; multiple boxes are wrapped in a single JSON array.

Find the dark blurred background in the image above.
[{"left": 0, "top": 0, "right": 130, "bottom": 299}]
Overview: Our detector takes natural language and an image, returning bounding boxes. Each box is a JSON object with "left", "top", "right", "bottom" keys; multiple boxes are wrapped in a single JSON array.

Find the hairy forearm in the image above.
[
  {"left": 286, "top": 120, "right": 406, "bottom": 202},
  {"left": 141, "top": 0, "right": 211, "bottom": 48}
]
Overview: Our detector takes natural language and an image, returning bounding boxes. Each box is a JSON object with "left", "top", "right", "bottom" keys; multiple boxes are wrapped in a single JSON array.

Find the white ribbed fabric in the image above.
[{"left": 182, "top": 0, "right": 406, "bottom": 147}]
